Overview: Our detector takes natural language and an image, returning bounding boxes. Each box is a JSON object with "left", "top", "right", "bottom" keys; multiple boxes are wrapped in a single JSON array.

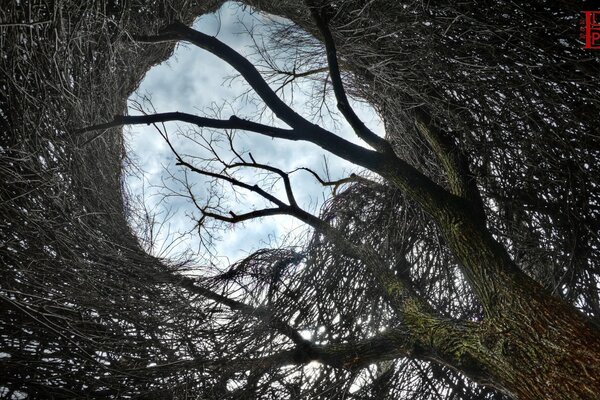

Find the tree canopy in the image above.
[{"left": 2, "top": 1, "right": 600, "bottom": 399}]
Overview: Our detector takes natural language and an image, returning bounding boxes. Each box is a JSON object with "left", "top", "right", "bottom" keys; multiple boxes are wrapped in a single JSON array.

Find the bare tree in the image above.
[
  {"left": 4, "top": 0, "right": 600, "bottom": 399},
  {"left": 80, "top": 2, "right": 600, "bottom": 399}
]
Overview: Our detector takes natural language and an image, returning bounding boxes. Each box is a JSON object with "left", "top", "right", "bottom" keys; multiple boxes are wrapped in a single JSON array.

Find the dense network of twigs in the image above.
[
  {"left": 334, "top": 0, "right": 600, "bottom": 311},
  {"left": 242, "top": 1, "right": 600, "bottom": 396},
  {"left": 0, "top": 0, "right": 226, "bottom": 398},
  {"left": 1, "top": 0, "right": 599, "bottom": 399},
  {"left": 250, "top": 0, "right": 600, "bottom": 316}
]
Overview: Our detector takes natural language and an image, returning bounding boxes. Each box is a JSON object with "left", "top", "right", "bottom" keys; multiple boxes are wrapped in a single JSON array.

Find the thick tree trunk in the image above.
[
  {"left": 432, "top": 186, "right": 600, "bottom": 398},
  {"left": 489, "top": 294, "right": 600, "bottom": 399},
  {"left": 438, "top": 209, "right": 600, "bottom": 399}
]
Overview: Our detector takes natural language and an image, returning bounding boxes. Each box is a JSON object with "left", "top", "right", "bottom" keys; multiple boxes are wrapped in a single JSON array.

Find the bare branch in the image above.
[
  {"left": 78, "top": 113, "right": 295, "bottom": 145},
  {"left": 307, "top": 3, "right": 393, "bottom": 154},
  {"left": 173, "top": 275, "right": 308, "bottom": 347},
  {"left": 295, "top": 168, "right": 379, "bottom": 194},
  {"left": 174, "top": 159, "right": 286, "bottom": 208},
  {"left": 136, "top": 21, "right": 309, "bottom": 130},
  {"left": 160, "top": 310, "right": 492, "bottom": 390},
  {"left": 228, "top": 161, "right": 298, "bottom": 208}
]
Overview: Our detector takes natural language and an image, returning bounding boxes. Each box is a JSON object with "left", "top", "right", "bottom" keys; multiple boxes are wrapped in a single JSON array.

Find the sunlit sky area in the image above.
[{"left": 125, "top": 2, "right": 384, "bottom": 267}]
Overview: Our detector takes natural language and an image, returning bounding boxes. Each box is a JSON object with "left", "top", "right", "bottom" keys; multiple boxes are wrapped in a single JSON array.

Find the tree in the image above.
[
  {"left": 3, "top": 0, "right": 600, "bottom": 399},
  {"left": 77, "top": 1, "right": 600, "bottom": 398}
]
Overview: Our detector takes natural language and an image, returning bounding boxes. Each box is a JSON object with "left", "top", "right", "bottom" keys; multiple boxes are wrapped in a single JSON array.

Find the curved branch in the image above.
[
  {"left": 174, "top": 159, "right": 286, "bottom": 208},
  {"left": 307, "top": 3, "right": 394, "bottom": 154},
  {"left": 78, "top": 113, "right": 295, "bottom": 145},
  {"left": 228, "top": 161, "right": 298, "bottom": 208},
  {"left": 295, "top": 168, "right": 380, "bottom": 194},
  {"left": 136, "top": 21, "right": 310, "bottom": 130},
  {"left": 166, "top": 315, "right": 496, "bottom": 391}
]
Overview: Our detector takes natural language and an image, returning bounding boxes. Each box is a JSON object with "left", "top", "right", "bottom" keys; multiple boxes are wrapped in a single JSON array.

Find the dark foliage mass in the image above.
[
  {"left": 1, "top": 0, "right": 599, "bottom": 399},
  {"left": 0, "top": 1, "right": 222, "bottom": 397}
]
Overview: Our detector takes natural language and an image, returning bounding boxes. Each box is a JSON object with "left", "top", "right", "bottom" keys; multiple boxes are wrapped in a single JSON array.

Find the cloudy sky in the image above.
[{"left": 124, "top": 2, "right": 384, "bottom": 268}]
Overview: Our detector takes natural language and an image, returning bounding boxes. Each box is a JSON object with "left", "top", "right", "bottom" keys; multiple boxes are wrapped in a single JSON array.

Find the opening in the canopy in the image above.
[{"left": 123, "top": 1, "right": 384, "bottom": 265}]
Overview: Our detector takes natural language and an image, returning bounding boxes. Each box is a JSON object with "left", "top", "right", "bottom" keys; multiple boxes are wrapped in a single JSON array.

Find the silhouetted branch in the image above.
[
  {"left": 174, "top": 275, "right": 309, "bottom": 347},
  {"left": 295, "top": 167, "right": 379, "bottom": 194},
  {"left": 203, "top": 207, "right": 289, "bottom": 223},
  {"left": 307, "top": 2, "right": 393, "bottom": 154},
  {"left": 228, "top": 160, "right": 299, "bottom": 208},
  {"left": 78, "top": 113, "right": 295, "bottom": 145}
]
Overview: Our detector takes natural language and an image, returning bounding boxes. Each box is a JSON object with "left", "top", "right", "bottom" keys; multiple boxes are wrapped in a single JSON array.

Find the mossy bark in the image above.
[
  {"left": 373, "top": 152, "right": 600, "bottom": 398},
  {"left": 437, "top": 203, "right": 600, "bottom": 399}
]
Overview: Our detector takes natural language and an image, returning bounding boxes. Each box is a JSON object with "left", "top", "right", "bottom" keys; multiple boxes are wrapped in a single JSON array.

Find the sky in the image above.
[{"left": 124, "top": 2, "right": 384, "bottom": 268}]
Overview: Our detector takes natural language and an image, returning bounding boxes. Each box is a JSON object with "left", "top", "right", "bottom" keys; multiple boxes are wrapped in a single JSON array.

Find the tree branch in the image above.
[
  {"left": 173, "top": 274, "right": 309, "bottom": 347},
  {"left": 174, "top": 159, "right": 286, "bottom": 208},
  {"left": 228, "top": 161, "right": 298, "bottom": 208},
  {"left": 202, "top": 207, "right": 289, "bottom": 223},
  {"left": 163, "top": 313, "right": 495, "bottom": 390},
  {"left": 307, "top": 3, "right": 394, "bottom": 154},
  {"left": 296, "top": 168, "right": 380, "bottom": 194},
  {"left": 78, "top": 113, "right": 295, "bottom": 145},
  {"left": 413, "top": 107, "right": 484, "bottom": 217},
  {"left": 136, "top": 21, "right": 310, "bottom": 130}
]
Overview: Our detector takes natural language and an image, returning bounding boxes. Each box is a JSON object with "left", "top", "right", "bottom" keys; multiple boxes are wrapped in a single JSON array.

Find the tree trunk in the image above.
[
  {"left": 436, "top": 193, "right": 600, "bottom": 399},
  {"left": 488, "top": 293, "right": 600, "bottom": 399}
]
